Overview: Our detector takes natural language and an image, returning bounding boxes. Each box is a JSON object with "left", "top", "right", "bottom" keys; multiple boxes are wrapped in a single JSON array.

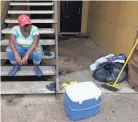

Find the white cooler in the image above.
[{"left": 64, "top": 81, "right": 102, "bottom": 121}]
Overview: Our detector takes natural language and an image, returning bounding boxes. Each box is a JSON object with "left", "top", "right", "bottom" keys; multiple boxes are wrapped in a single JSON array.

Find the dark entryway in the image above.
[{"left": 60, "top": 1, "right": 82, "bottom": 32}]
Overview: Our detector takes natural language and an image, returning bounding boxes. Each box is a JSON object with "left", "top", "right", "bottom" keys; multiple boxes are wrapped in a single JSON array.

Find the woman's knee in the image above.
[{"left": 34, "top": 46, "right": 43, "bottom": 54}]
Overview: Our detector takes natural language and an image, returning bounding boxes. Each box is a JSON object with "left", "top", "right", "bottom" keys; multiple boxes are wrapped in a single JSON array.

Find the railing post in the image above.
[{"left": 54, "top": 1, "right": 59, "bottom": 97}]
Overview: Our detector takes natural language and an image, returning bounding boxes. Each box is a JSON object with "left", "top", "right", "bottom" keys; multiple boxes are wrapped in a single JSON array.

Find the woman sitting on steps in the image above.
[{"left": 6, "top": 14, "right": 43, "bottom": 77}]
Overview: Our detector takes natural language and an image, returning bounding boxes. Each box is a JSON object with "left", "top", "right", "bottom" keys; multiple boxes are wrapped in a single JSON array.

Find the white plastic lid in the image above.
[{"left": 65, "top": 81, "right": 102, "bottom": 104}]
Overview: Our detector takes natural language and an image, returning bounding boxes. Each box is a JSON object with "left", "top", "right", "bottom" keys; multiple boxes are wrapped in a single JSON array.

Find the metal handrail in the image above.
[{"left": 54, "top": 1, "right": 59, "bottom": 97}]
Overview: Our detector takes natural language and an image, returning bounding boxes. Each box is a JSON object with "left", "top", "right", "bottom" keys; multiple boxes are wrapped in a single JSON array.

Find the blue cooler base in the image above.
[{"left": 64, "top": 93, "right": 102, "bottom": 121}]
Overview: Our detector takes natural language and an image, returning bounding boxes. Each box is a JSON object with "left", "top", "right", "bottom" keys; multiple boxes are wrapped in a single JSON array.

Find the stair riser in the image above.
[
  {"left": 0, "top": 40, "right": 56, "bottom": 46},
  {"left": 10, "top": 2, "right": 54, "bottom": 6}
]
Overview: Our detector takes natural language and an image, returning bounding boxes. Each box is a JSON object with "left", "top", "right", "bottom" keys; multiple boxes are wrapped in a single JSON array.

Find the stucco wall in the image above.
[
  {"left": 87, "top": 1, "right": 138, "bottom": 55},
  {"left": 81, "top": 1, "right": 89, "bottom": 32},
  {"left": 0, "top": 0, "right": 7, "bottom": 16}
]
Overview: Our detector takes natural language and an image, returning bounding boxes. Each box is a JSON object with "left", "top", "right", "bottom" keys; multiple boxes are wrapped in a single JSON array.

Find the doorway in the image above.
[{"left": 60, "top": 1, "right": 82, "bottom": 32}]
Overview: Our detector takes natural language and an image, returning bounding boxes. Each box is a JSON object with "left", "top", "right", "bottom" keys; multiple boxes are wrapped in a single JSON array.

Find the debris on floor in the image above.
[
  {"left": 89, "top": 53, "right": 127, "bottom": 83},
  {"left": 93, "top": 62, "right": 128, "bottom": 83},
  {"left": 89, "top": 54, "right": 115, "bottom": 71},
  {"left": 61, "top": 81, "right": 77, "bottom": 88},
  {"left": 46, "top": 82, "right": 56, "bottom": 91},
  {"left": 89, "top": 53, "right": 126, "bottom": 71}
]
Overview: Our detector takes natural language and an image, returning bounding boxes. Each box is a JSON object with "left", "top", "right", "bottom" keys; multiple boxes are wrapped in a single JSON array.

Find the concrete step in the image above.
[
  {"left": 10, "top": 2, "right": 54, "bottom": 6},
  {"left": 0, "top": 52, "right": 55, "bottom": 60},
  {"left": 5, "top": 19, "right": 56, "bottom": 24},
  {"left": 8, "top": 10, "right": 54, "bottom": 14},
  {"left": 1, "top": 81, "right": 55, "bottom": 94},
  {"left": 1, "top": 66, "right": 55, "bottom": 76},
  {"left": 0, "top": 39, "right": 55, "bottom": 46},
  {"left": 2, "top": 28, "right": 55, "bottom": 34}
]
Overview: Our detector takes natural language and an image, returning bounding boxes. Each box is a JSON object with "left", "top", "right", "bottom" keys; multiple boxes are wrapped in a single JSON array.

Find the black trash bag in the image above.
[{"left": 93, "top": 62, "right": 128, "bottom": 83}]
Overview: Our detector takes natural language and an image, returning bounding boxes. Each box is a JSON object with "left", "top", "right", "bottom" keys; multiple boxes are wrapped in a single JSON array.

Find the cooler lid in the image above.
[{"left": 65, "top": 81, "right": 102, "bottom": 104}]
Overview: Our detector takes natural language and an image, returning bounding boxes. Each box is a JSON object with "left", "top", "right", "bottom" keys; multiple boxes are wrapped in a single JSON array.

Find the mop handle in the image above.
[{"left": 113, "top": 39, "right": 138, "bottom": 86}]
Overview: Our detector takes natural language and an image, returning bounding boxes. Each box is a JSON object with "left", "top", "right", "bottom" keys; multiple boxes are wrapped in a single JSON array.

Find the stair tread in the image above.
[
  {"left": 1, "top": 66, "right": 55, "bottom": 76},
  {"left": 0, "top": 39, "right": 55, "bottom": 45},
  {"left": 5, "top": 19, "right": 56, "bottom": 23},
  {"left": 10, "top": 2, "right": 54, "bottom": 6},
  {"left": 2, "top": 28, "right": 55, "bottom": 34},
  {"left": 8, "top": 10, "right": 54, "bottom": 14},
  {"left": 1, "top": 81, "right": 55, "bottom": 94},
  {"left": 0, "top": 52, "right": 55, "bottom": 60}
]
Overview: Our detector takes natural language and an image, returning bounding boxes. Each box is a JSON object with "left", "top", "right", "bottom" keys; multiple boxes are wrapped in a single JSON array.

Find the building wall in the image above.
[
  {"left": 81, "top": 1, "right": 89, "bottom": 32},
  {"left": 0, "top": 0, "right": 8, "bottom": 16},
  {"left": 87, "top": 1, "right": 138, "bottom": 55}
]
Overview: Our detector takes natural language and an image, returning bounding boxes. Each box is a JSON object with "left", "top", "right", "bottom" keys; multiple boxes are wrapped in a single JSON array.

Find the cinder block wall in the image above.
[{"left": 87, "top": 1, "right": 138, "bottom": 55}]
